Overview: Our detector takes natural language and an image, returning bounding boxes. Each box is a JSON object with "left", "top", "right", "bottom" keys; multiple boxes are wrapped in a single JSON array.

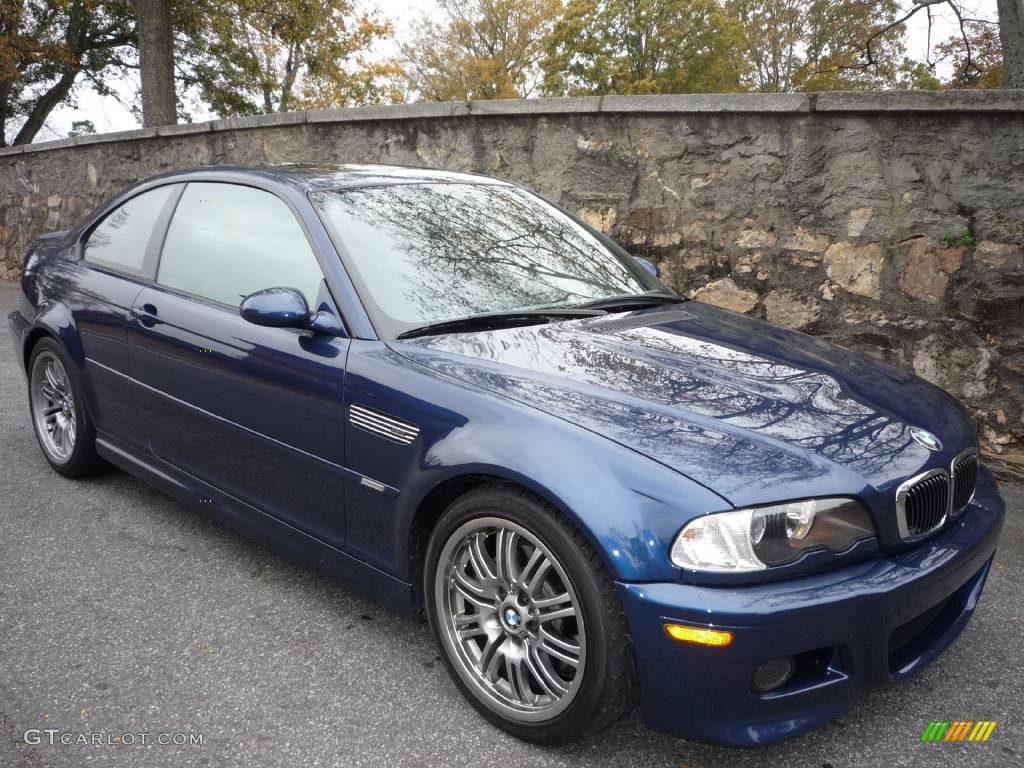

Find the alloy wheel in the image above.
[
  {"left": 434, "top": 516, "right": 586, "bottom": 723},
  {"left": 31, "top": 350, "right": 78, "bottom": 464}
]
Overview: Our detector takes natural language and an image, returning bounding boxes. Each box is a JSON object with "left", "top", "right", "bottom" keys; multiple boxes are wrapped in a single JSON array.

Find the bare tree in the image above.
[
  {"left": 861, "top": 1, "right": 1023, "bottom": 88},
  {"left": 135, "top": 0, "right": 176, "bottom": 126}
]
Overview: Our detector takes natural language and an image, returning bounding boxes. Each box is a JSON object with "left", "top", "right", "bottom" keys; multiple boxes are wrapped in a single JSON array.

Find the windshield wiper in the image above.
[
  {"left": 395, "top": 308, "right": 605, "bottom": 340},
  {"left": 572, "top": 291, "right": 685, "bottom": 312}
]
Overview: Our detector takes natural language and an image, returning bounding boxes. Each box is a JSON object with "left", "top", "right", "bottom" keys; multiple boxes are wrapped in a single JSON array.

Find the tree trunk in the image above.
[
  {"left": 0, "top": 82, "right": 11, "bottom": 147},
  {"left": 0, "top": 0, "right": 22, "bottom": 146},
  {"left": 135, "top": 0, "right": 177, "bottom": 126},
  {"left": 13, "top": 70, "right": 79, "bottom": 145},
  {"left": 998, "top": 0, "right": 1024, "bottom": 88}
]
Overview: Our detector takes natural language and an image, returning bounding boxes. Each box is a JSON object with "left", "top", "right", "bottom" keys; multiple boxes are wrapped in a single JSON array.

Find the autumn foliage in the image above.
[{"left": 0, "top": 0, "right": 1020, "bottom": 145}]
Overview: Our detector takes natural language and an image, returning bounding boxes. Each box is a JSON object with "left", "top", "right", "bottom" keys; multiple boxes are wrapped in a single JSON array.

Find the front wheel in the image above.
[{"left": 424, "top": 486, "right": 637, "bottom": 744}]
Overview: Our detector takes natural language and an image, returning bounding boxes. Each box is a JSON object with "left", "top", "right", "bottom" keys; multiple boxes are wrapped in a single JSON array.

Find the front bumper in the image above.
[{"left": 618, "top": 466, "right": 1005, "bottom": 747}]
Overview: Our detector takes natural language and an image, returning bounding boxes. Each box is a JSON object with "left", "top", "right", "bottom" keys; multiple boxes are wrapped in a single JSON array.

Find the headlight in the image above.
[{"left": 670, "top": 498, "right": 875, "bottom": 572}]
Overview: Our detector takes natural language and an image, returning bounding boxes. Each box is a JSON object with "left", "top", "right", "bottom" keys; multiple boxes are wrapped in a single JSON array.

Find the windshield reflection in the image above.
[{"left": 311, "top": 183, "right": 659, "bottom": 338}]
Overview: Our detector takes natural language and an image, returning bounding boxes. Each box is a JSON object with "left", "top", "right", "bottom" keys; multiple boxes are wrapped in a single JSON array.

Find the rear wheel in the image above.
[
  {"left": 424, "top": 485, "right": 637, "bottom": 744},
  {"left": 28, "top": 338, "right": 104, "bottom": 478}
]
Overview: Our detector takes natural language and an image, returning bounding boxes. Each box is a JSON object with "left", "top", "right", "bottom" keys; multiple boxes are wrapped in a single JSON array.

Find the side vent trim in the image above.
[{"left": 349, "top": 404, "right": 419, "bottom": 445}]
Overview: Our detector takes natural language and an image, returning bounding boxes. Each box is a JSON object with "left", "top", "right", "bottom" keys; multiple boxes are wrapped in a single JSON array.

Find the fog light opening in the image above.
[{"left": 752, "top": 656, "right": 796, "bottom": 693}]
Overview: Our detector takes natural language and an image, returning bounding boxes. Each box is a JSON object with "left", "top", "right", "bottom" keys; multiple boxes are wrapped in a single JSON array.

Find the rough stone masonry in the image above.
[{"left": 0, "top": 91, "right": 1022, "bottom": 469}]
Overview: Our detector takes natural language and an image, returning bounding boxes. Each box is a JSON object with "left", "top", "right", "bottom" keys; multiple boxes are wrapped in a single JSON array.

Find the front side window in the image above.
[
  {"left": 84, "top": 185, "right": 177, "bottom": 273},
  {"left": 311, "top": 183, "right": 661, "bottom": 339},
  {"left": 158, "top": 182, "right": 323, "bottom": 308}
]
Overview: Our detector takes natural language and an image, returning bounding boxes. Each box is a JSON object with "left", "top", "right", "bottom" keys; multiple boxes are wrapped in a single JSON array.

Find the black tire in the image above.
[
  {"left": 424, "top": 484, "right": 638, "bottom": 744},
  {"left": 27, "top": 337, "right": 105, "bottom": 478}
]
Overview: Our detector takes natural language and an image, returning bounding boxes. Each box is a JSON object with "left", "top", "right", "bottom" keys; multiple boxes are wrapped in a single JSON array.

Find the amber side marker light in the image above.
[{"left": 664, "top": 623, "right": 734, "bottom": 647}]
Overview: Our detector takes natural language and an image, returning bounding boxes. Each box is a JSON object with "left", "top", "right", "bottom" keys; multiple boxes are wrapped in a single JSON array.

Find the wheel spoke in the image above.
[
  {"left": 526, "top": 558, "right": 552, "bottom": 597},
  {"left": 504, "top": 655, "right": 533, "bottom": 706},
  {"left": 495, "top": 528, "right": 517, "bottom": 583},
  {"left": 526, "top": 642, "right": 568, "bottom": 696},
  {"left": 44, "top": 363, "right": 62, "bottom": 394},
  {"left": 538, "top": 604, "right": 576, "bottom": 624},
  {"left": 478, "top": 634, "right": 503, "bottom": 680},
  {"left": 455, "top": 612, "right": 487, "bottom": 640},
  {"left": 452, "top": 575, "right": 496, "bottom": 610},
  {"left": 533, "top": 591, "right": 571, "bottom": 610},
  {"left": 452, "top": 564, "right": 488, "bottom": 597},
  {"left": 467, "top": 532, "right": 496, "bottom": 581},
  {"left": 517, "top": 547, "right": 544, "bottom": 589},
  {"left": 538, "top": 629, "right": 582, "bottom": 668}
]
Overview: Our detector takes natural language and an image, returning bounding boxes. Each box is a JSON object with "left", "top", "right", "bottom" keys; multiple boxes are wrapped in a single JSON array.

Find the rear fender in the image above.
[{"left": 23, "top": 302, "right": 98, "bottom": 414}]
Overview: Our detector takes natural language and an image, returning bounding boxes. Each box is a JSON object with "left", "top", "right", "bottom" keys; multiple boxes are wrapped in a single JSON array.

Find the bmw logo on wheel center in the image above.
[
  {"left": 503, "top": 608, "right": 521, "bottom": 628},
  {"left": 911, "top": 427, "right": 943, "bottom": 452}
]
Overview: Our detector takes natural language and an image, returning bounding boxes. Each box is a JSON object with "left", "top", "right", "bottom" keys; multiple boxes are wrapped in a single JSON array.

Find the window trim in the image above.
[{"left": 81, "top": 183, "right": 184, "bottom": 281}]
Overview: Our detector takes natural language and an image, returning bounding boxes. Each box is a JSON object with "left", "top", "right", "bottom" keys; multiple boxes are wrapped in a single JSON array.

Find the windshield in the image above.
[{"left": 310, "top": 182, "right": 666, "bottom": 338}]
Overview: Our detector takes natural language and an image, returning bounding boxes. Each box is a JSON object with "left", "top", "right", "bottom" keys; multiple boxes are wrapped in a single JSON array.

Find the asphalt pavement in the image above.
[{"left": 0, "top": 278, "right": 1021, "bottom": 767}]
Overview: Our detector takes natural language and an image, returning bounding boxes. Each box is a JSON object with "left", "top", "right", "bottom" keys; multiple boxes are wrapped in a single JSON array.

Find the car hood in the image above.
[{"left": 390, "top": 302, "right": 975, "bottom": 508}]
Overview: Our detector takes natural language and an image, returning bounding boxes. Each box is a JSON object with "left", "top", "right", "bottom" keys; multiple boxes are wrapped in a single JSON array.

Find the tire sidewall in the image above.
[{"left": 424, "top": 487, "right": 616, "bottom": 744}]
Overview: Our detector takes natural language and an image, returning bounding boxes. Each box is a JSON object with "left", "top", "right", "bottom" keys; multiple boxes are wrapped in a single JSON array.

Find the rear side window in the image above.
[
  {"left": 84, "top": 186, "right": 177, "bottom": 273},
  {"left": 157, "top": 182, "right": 323, "bottom": 308}
]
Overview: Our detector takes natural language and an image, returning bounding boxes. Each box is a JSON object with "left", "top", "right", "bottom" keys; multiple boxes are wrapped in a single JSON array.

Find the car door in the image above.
[
  {"left": 125, "top": 181, "right": 351, "bottom": 548},
  {"left": 74, "top": 184, "right": 182, "bottom": 450}
]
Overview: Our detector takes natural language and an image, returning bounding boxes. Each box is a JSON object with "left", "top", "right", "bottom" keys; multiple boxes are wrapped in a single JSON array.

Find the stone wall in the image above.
[{"left": 1, "top": 91, "right": 1023, "bottom": 469}]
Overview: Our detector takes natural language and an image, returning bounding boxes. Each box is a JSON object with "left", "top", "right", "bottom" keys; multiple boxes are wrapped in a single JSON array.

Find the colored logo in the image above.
[
  {"left": 911, "top": 427, "right": 943, "bottom": 452},
  {"left": 921, "top": 721, "right": 997, "bottom": 742},
  {"left": 503, "top": 608, "right": 521, "bottom": 628}
]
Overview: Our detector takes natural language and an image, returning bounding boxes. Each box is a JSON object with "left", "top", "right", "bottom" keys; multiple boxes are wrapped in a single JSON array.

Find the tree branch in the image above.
[
  {"left": 814, "top": 0, "right": 979, "bottom": 82},
  {"left": 861, "top": 0, "right": 948, "bottom": 69},
  {"left": 945, "top": 0, "right": 979, "bottom": 80}
]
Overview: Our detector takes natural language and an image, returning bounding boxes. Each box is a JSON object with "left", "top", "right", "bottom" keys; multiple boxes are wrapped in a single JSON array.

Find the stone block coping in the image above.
[{"left": 2, "top": 90, "right": 1021, "bottom": 158}]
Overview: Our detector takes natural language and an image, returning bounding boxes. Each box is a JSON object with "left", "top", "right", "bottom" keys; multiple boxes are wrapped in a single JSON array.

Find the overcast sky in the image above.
[{"left": 36, "top": 0, "right": 999, "bottom": 142}]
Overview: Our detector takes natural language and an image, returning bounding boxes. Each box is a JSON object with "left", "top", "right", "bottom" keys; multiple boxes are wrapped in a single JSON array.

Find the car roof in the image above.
[{"left": 144, "top": 163, "right": 512, "bottom": 192}]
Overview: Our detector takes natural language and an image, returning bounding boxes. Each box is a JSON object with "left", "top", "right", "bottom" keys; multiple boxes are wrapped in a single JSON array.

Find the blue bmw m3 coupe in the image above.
[{"left": 7, "top": 164, "right": 1004, "bottom": 747}]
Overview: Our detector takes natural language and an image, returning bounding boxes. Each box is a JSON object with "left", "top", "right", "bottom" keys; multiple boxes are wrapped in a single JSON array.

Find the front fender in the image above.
[
  {"left": 342, "top": 341, "right": 729, "bottom": 584},
  {"left": 408, "top": 441, "right": 725, "bottom": 583}
]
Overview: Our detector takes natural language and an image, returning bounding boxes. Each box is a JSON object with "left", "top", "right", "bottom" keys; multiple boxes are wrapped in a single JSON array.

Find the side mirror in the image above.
[
  {"left": 240, "top": 287, "right": 311, "bottom": 328},
  {"left": 240, "top": 287, "right": 347, "bottom": 335},
  {"left": 632, "top": 256, "right": 661, "bottom": 279}
]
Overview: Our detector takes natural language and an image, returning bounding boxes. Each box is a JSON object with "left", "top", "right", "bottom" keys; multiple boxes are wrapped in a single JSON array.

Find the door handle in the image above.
[{"left": 130, "top": 303, "right": 162, "bottom": 326}]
